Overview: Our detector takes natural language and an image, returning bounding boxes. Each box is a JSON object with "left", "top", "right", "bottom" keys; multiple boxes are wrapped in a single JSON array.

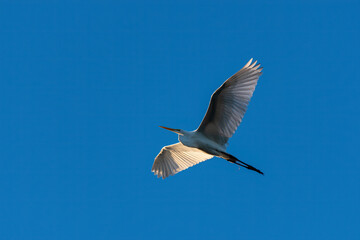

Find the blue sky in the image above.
[{"left": 1, "top": 1, "right": 359, "bottom": 239}]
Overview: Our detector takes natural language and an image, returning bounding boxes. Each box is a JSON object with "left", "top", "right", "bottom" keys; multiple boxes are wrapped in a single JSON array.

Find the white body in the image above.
[{"left": 178, "top": 130, "right": 226, "bottom": 156}]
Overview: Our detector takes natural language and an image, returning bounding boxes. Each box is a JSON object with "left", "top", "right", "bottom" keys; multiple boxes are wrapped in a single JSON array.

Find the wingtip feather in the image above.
[{"left": 244, "top": 58, "right": 253, "bottom": 68}]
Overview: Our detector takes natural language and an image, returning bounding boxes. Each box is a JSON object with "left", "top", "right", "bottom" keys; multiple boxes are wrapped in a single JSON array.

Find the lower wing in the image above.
[{"left": 152, "top": 143, "right": 213, "bottom": 179}]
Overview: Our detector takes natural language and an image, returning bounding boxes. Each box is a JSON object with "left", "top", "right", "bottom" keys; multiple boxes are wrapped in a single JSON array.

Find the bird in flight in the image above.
[{"left": 152, "top": 59, "right": 263, "bottom": 179}]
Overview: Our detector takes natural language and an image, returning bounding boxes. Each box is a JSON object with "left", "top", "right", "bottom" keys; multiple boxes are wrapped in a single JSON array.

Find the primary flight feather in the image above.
[{"left": 152, "top": 59, "right": 263, "bottom": 179}]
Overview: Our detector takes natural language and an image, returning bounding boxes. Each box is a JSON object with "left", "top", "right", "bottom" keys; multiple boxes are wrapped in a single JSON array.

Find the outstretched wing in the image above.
[
  {"left": 152, "top": 143, "right": 213, "bottom": 179},
  {"left": 196, "top": 59, "right": 262, "bottom": 145}
]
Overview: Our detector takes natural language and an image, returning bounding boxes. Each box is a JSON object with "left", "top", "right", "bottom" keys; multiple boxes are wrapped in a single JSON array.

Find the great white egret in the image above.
[{"left": 152, "top": 59, "right": 263, "bottom": 179}]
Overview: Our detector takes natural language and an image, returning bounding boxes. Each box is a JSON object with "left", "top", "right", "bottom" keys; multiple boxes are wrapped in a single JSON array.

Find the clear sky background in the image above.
[{"left": 1, "top": 1, "right": 359, "bottom": 239}]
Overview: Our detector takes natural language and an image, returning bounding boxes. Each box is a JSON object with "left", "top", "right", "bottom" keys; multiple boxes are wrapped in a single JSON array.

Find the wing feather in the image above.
[
  {"left": 152, "top": 143, "right": 213, "bottom": 179},
  {"left": 196, "top": 59, "right": 262, "bottom": 145}
]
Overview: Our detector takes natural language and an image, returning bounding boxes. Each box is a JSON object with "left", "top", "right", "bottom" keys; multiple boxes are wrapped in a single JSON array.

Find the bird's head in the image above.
[{"left": 159, "top": 126, "right": 183, "bottom": 135}]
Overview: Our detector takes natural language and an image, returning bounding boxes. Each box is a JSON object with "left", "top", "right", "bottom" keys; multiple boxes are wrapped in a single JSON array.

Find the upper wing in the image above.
[
  {"left": 196, "top": 59, "right": 262, "bottom": 145},
  {"left": 152, "top": 143, "right": 213, "bottom": 179}
]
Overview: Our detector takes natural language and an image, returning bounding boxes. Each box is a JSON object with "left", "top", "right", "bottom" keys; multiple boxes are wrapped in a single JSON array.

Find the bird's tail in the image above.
[{"left": 219, "top": 151, "right": 264, "bottom": 175}]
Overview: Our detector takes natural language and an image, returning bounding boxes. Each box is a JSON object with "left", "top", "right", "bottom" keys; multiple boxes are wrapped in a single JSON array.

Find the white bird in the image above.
[{"left": 152, "top": 59, "right": 263, "bottom": 179}]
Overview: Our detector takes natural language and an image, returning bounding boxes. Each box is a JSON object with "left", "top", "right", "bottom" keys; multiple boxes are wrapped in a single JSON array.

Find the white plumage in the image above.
[
  {"left": 152, "top": 143, "right": 213, "bottom": 179},
  {"left": 152, "top": 59, "right": 263, "bottom": 179}
]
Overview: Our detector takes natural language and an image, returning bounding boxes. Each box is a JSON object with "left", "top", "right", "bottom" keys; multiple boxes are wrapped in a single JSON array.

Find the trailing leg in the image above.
[{"left": 218, "top": 151, "right": 264, "bottom": 175}]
